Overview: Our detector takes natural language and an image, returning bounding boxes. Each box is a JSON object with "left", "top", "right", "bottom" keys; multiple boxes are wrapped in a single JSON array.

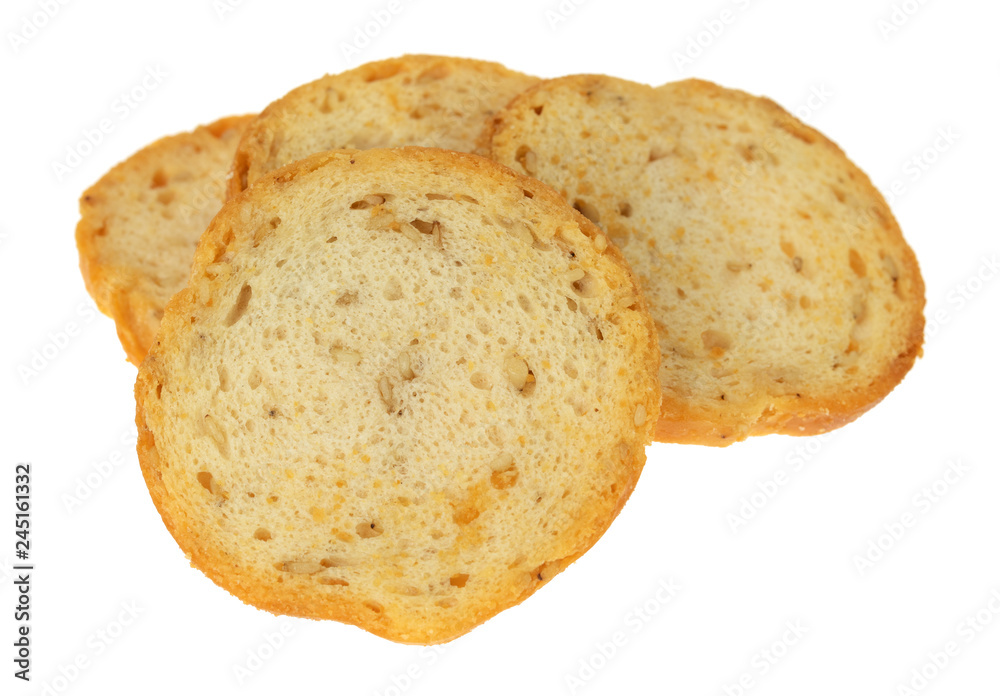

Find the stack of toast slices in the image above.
[{"left": 75, "top": 55, "right": 924, "bottom": 644}]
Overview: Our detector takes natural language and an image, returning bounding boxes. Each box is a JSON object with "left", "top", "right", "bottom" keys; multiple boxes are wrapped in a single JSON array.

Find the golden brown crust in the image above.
[
  {"left": 76, "top": 115, "right": 255, "bottom": 365},
  {"left": 135, "top": 147, "right": 660, "bottom": 643},
  {"left": 486, "top": 75, "right": 925, "bottom": 447},
  {"left": 227, "top": 55, "right": 539, "bottom": 198},
  {"left": 650, "top": 81, "right": 925, "bottom": 446}
]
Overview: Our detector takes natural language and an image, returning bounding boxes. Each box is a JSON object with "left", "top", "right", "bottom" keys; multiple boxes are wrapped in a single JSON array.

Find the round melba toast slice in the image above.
[
  {"left": 228, "top": 54, "right": 538, "bottom": 197},
  {"left": 76, "top": 115, "right": 254, "bottom": 365},
  {"left": 135, "top": 148, "right": 661, "bottom": 644},
  {"left": 487, "top": 76, "right": 925, "bottom": 446}
]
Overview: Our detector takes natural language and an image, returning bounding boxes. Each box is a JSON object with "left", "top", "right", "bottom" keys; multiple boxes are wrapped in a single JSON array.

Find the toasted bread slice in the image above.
[
  {"left": 76, "top": 115, "right": 254, "bottom": 365},
  {"left": 487, "top": 76, "right": 924, "bottom": 445},
  {"left": 135, "top": 147, "right": 661, "bottom": 644},
  {"left": 228, "top": 55, "right": 537, "bottom": 197}
]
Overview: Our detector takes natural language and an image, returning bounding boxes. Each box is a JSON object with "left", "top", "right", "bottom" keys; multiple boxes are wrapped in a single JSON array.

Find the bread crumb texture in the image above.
[
  {"left": 487, "top": 76, "right": 925, "bottom": 445},
  {"left": 76, "top": 115, "right": 254, "bottom": 364},
  {"left": 229, "top": 55, "right": 537, "bottom": 197},
  {"left": 135, "top": 148, "right": 661, "bottom": 644}
]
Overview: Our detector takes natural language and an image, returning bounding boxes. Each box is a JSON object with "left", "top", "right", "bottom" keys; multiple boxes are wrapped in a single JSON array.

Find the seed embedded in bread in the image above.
[
  {"left": 135, "top": 147, "right": 661, "bottom": 644},
  {"left": 486, "top": 75, "right": 925, "bottom": 445},
  {"left": 76, "top": 115, "right": 254, "bottom": 365}
]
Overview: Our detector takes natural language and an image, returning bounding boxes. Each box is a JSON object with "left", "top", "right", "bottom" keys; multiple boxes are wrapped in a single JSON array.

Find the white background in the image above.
[{"left": 1, "top": 0, "right": 998, "bottom": 694}]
